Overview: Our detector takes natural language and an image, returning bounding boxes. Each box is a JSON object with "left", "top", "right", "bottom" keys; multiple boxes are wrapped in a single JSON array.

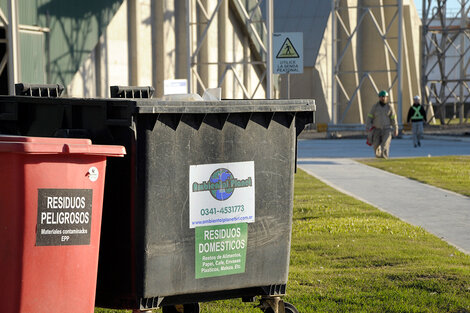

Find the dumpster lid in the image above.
[
  {"left": 0, "top": 135, "right": 126, "bottom": 156},
  {"left": 134, "top": 99, "right": 315, "bottom": 114},
  {"left": 0, "top": 95, "right": 314, "bottom": 117}
]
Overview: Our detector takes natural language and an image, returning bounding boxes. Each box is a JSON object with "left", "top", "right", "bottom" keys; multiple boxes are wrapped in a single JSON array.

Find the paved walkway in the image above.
[{"left": 297, "top": 135, "right": 470, "bottom": 254}]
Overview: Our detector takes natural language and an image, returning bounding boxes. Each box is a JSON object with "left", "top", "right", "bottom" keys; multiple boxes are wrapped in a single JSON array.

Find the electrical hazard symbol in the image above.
[{"left": 276, "top": 38, "right": 300, "bottom": 58}]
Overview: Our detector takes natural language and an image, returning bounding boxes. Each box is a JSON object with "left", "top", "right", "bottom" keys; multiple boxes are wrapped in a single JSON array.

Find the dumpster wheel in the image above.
[
  {"left": 161, "top": 303, "right": 200, "bottom": 313},
  {"left": 259, "top": 297, "right": 299, "bottom": 313}
]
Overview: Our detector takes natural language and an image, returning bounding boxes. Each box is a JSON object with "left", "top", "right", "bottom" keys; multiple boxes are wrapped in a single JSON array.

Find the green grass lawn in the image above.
[
  {"left": 286, "top": 170, "right": 470, "bottom": 313},
  {"left": 359, "top": 156, "right": 470, "bottom": 197},
  {"left": 96, "top": 161, "right": 470, "bottom": 313}
]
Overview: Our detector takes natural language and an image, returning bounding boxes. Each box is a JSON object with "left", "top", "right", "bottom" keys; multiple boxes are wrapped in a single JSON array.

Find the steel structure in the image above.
[
  {"left": 186, "top": 0, "right": 273, "bottom": 99},
  {"left": 331, "top": 0, "right": 403, "bottom": 126},
  {"left": 421, "top": 0, "right": 470, "bottom": 123}
]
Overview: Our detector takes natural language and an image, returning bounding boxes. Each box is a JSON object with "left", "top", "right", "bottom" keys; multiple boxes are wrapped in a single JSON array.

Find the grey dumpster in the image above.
[{"left": 0, "top": 92, "right": 314, "bottom": 312}]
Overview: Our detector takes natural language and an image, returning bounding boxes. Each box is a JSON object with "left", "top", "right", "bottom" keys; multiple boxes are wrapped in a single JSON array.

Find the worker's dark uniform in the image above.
[{"left": 406, "top": 103, "right": 426, "bottom": 147}]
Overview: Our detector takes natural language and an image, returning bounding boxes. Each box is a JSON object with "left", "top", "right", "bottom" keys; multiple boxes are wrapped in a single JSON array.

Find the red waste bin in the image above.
[{"left": 0, "top": 135, "right": 125, "bottom": 313}]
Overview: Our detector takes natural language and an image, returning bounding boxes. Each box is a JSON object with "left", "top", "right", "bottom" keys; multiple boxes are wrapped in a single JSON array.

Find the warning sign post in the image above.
[
  {"left": 273, "top": 32, "right": 303, "bottom": 99},
  {"left": 273, "top": 32, "right": 303, "bottom": 74}
]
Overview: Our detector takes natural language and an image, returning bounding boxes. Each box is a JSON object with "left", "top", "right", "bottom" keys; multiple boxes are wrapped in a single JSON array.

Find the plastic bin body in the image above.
[
  {"left": 0, "top": 97, "right": 314, "bottom": 309},
  {"left": 0, "top": 136, "right": 125, "bottom": 313},
  {"left": 132, "top": 110, "right": 295, "bottom": 300}
]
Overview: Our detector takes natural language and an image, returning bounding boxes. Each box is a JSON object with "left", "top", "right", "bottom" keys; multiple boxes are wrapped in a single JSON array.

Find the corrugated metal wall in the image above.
[
  {"left": 19, "top": 31, "right": 45, "bottom": 84},
  {"left": 0, "top": 0, "right": 123, "bottom": 87}
]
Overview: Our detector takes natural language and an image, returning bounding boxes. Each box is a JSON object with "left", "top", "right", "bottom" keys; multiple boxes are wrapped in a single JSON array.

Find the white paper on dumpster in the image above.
[{"left": 189, "top": 161, "right": 255, "bottom": 228}]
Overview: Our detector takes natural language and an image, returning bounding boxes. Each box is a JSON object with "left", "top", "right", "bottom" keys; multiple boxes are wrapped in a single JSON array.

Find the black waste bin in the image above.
[{"left": 0, "top": 93, "right": 314, "bottom": 312}]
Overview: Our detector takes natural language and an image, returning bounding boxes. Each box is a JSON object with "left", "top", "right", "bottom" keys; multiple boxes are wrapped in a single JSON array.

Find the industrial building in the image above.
[{"left": 0, "top": 0, "right": 468, "bottom": 125}]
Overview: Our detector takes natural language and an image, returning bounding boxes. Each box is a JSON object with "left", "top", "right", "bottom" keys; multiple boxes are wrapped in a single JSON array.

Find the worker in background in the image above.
[
  {"left": 406, "top": 95, "right": 427, "bottom": 148},
  {"left": 366, "top": 90, "right": 399, "bottom": 159}
]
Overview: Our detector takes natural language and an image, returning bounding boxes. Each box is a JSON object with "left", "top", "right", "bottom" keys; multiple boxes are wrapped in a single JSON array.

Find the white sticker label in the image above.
[
  {"left": 189, "top": 161, "right": 255, "bottom": 228},
  {"left": 87, "top": 167, "right": 99, "bottom": 182}
]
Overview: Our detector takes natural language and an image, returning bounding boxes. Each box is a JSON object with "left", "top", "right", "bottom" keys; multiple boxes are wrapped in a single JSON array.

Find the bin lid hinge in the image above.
[{"left": 15, "top": 83, "right": 64, "bottom": 98}]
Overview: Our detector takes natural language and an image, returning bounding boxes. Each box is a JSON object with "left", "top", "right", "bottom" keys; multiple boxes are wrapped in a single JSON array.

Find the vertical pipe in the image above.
[
  {"left": 128, "top": 0, "right": 138, "bottom": 85},
  {"left": 331, "top": 0, "right": 337, "bottom": 123},
  {"left": 94, "top": 38, "right": 102, "bottom": 97},
  {"left": 421, "top": 0, "right": 426, "bottom": 106},
  {"left": 198, "top": 0, "right": 208, "bottom": 94},
  {"left": 152, "top": 0, "right": 164, "bottom": 97},
  {"left": 397, "top": 0, "right": 403, "bottom": 130},
  {"left": 459, "top": 1, "right": 465, "bottom": 123},
  {"left": 266, "top": 0, "right": 273, "bottom": 99},
  {"left": 243, "top": 35, "right": 250, "bottom": 98},
  {"left": 186, "top": 0, "right": 192, "bottom": 93},
  {"left": 7, "top": 0, "right": 20, "bottom": 94},
  {"left": 218, "top": 0, "right": 228, "bottom": 98},
  {"left": 175, "top": 0, "right": 187, "bottom": 79},
  {"left": 287, "top": 72, "right": 290, "bottom": 99},
  {"left": 151, "top": 1, "right": 157, "bottom": 93},
  {"left": 45, "top": 13, "right": 50, "bottom": 84}
]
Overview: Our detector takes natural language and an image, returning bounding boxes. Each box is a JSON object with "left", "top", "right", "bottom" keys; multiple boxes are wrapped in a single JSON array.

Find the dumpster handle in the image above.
[{"left": 63, "top": 144, "right": 126, "bottom": 156}]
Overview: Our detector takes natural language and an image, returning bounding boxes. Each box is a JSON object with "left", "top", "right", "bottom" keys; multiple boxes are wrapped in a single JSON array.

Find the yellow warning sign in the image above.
[
  {"left": 273, "top": 32, "right": 303, "bottom": 74},
  {"left": 276, "top": 38, "right": 300, "bottom": 58}
]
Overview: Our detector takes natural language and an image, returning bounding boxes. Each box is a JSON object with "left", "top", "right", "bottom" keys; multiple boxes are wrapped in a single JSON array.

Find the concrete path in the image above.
[{"left": 297, "top": 136, "right": 470, "bottom": 254}]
